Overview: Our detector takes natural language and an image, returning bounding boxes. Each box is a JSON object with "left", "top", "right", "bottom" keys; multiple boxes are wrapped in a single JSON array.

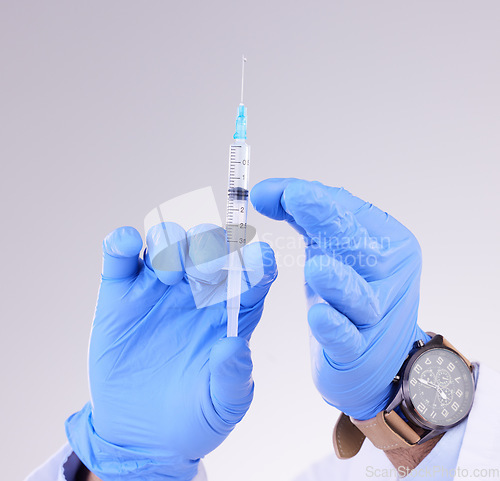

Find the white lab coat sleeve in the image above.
[
  {"left": 455, "top": 363, "right": 500, "bottom": 478},
  {"left": 25, "top": 444, "right": 78, "bottom": 481},
  {"left": 24, "top": 445, "right": 208, "bottom": 481},
  {"left": 293, "top": 363, "right": 500, "bottom": 480}
]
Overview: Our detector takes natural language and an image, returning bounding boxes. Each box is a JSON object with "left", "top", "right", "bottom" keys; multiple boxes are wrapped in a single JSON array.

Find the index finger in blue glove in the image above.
[
  {"left": 329, "top": 185, "right": 411, "bottom": 242},
  {"left": 102, "top": 226, "right": 143, "bottom": 280},
  {"left": 250, "top": 178, "right": 307, "bottom": 237},
  {"left": 282, "top": 180, "right": 380, "bottom": 257},
  {"left": 146, "top": 222, "right": 187, "bottom": 286},
  {"left": 251, "top": 178, "right": 411, "bottom": 246},
  {"left": 252, "top": 179, "right": 380, "bottom": 260}
]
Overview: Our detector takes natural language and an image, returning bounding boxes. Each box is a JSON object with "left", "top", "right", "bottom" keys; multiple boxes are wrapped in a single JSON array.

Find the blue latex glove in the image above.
[
  {"left": 65, "top": 222, "right": 277, "bottom": 481},
  {"left": 251, "top": 178, "right": 430, "bottom": 421}
]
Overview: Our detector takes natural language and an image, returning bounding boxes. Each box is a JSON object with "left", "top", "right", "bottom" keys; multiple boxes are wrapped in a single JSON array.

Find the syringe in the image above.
[{"left": 225, "top": 56, "right": 250, "bottom": 338}]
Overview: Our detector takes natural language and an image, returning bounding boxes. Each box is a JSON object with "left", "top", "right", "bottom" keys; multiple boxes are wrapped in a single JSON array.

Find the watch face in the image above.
[{"left": 406, "top": 348, "right": 474, "bottom": 427}]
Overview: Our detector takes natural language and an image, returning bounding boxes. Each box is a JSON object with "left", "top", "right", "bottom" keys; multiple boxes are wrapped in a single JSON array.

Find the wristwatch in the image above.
[{"left": 333, "top": 334, "right": 478, "bottom": 459}]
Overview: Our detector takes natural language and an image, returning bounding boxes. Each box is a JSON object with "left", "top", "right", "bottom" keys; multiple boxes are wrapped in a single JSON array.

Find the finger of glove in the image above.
[
  {"left": 240, "top": 242, "right": 278, "bottom": 308},
  {"left": 327, "top": 186, "right": 412, "bottom": 242},
  {"left": 281, "top": 179, "right": 384, "bottom": 259},
  {"left": 252, "top": 178, "right": 379, "bottom": 256},
  {"left": 308, "top": 303, "right": 366, "bottom": 364},
  {"left": 102, "top": 226, "right": 143, "bottom": 279},
  {"left": 209, "top": 337, "right": 254, "bottom": 425},
  {"left": 310, "top": 186, "right": 421, "bottom": 281},
  {"left": 185, "top": 223, "right": 228, "bottom": 285},
  {"left": 252, "top": 178, "right": 411, "bottom": 247},
  {"left": 146, "top": 222, "right": 187, "bottom": 285},
  {"left": 250, "top": 178, "right": 308, "bottom": 237},
  {"left": 305, "top": 255, "right": 380, "bottom": 327}
]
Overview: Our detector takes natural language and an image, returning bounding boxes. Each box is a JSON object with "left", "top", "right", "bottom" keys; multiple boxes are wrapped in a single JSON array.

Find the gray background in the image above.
[{"left": 1, "top": 1, "right": 499, "bottom": 479}]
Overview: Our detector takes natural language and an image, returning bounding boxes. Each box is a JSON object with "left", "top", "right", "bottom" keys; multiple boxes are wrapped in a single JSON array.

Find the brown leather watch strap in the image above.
[
  {"left": 351, "top": 411, "right": 421, "bottom": 450},
  {"left": 333, "top": 410, "right": 421, "bottom": 459},
  {"left": 333, "top": 411, "right": 420, "bottom": 459},
  {"left": 333, "top": 413, "right": 366, "bottom": 459}
]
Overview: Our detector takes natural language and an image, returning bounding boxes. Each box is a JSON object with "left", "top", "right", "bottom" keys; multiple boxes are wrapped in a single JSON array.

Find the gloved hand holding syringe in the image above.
[{"left": 225, "top": 55, "right": 250, "bottom": 337}]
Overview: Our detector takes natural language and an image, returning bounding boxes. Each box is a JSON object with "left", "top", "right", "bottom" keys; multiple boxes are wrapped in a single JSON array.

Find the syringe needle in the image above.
[{"left": 240, "top": 54, "right": 247, "bottom": 104}]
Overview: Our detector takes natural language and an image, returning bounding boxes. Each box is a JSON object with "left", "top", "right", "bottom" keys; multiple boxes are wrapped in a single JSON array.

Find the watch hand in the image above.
[
  {"left": 418, "top": 378, "right": 437, "bottom": 388},
  {"left": 418, "top": 378, "right": 448, "bottom": 400},
  {"left": 437, "top": 387, "right": 447, "bottom": 400}
]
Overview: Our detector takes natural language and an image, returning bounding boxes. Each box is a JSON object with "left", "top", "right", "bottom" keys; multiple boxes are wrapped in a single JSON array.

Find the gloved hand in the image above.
[
  {"left": 65, "top": 222, "right": 277, "bottom": 481},
  {"left": 251, "top": 178, "right": 429, "bottom": 421}
]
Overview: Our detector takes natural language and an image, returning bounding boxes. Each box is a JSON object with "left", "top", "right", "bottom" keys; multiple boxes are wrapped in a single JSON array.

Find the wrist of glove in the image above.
[{"left": 66, "top": 403, "right": 200, "bottom": 481}]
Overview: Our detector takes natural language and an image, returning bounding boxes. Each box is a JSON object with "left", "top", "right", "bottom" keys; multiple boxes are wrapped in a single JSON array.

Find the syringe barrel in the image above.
[
  {"left": 226, "top": 140, "right": 250, "bottom": 253},
  {"left": 227, "top": 140, "right": 250, "bottom": 191},
  {"left": 225, "top": 138, "right": 250, "bottom": 338},
  {"left": 226, "top": 195, "right": 248, "bottom": 253}
]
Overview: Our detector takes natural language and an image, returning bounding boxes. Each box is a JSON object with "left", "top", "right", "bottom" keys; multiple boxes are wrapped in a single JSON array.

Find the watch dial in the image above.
[{"left": 407, "top": 348, "right": 474, "bottom": 427}]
